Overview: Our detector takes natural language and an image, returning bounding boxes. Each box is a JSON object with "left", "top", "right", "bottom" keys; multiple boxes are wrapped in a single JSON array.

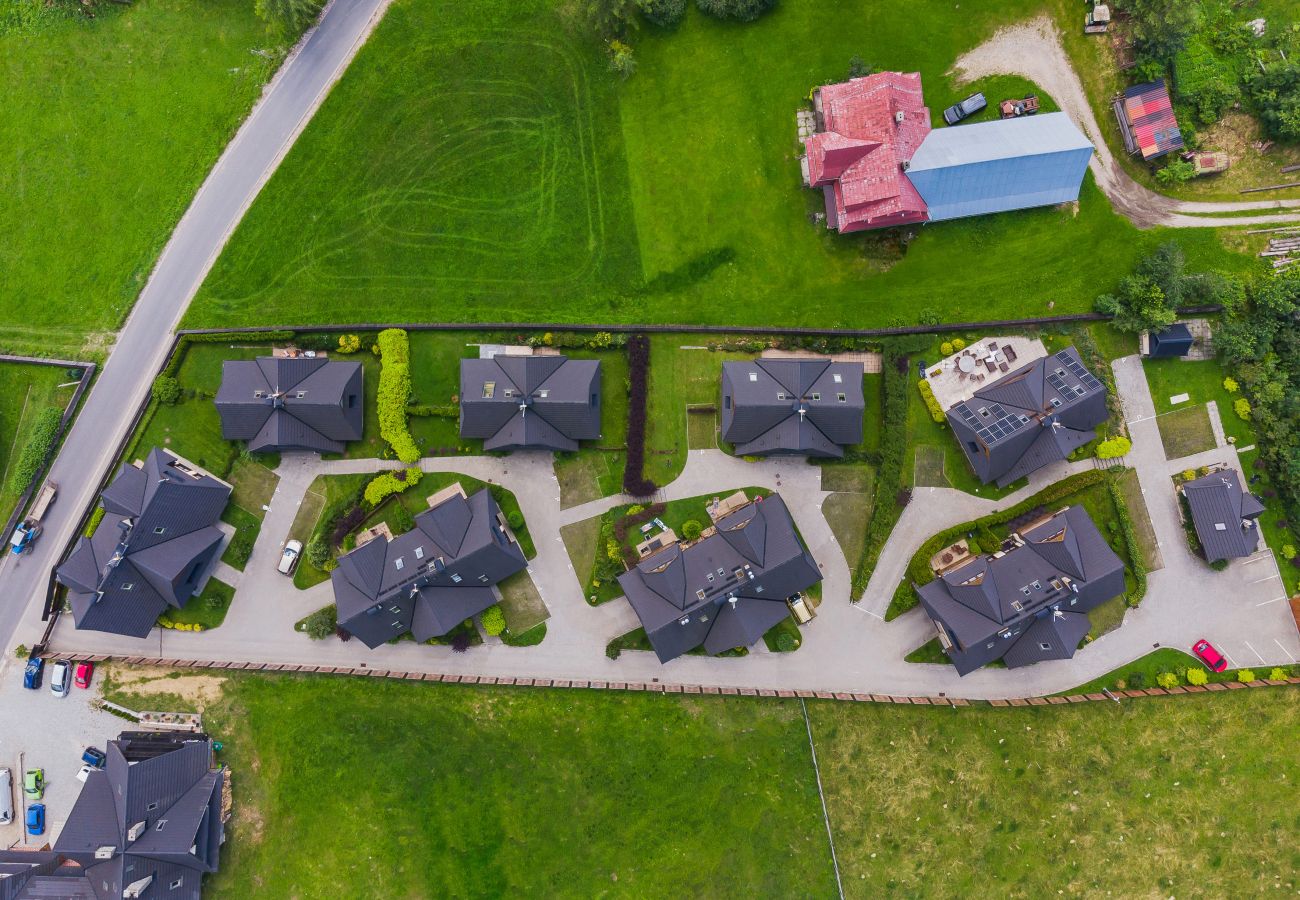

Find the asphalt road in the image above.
[{"left": 0, "top": 0, "right": 390, "bottom": 659}]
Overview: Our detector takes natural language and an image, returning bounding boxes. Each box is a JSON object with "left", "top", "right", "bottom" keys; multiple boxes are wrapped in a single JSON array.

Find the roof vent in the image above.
[
  {"left": 895, "top": 110, "right": 905, "bottom": 124},
  {"left": 679, "top": 616, "right": 690, "bottom": 626},
  {"left": 901, "top": 159, "right": 910, "bottom": 171}
]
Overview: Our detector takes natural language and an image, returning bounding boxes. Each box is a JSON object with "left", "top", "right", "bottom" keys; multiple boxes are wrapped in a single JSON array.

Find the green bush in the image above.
[
  {"left": 638, "top": 0, "right": 685, "bottom": 28},
  {"left": 940, "top": 341, "right": 953, "bottom": 356},
  {"left": 951, "top": 338, "right": 966, "bottom": 351},
  {"left": 1186, "top": 667, "right": 1208, "bottom": 686},
  {"left": 695, "top": 0, "right": 775, "bottom": 22},
  {"left": 83, "top": 505, "right": 106, "bottom": 537},
  {"left": 481, "top": 605, "right": 506, "bottom": 637},
  {"left": 389, "top": 502, "right": 415, "bottom": 535},
  {"left": 301, "top": 605, "right": 337, "bottom": 640},
  {"left": 507, "top": 509, "right": 525, "bottom": 530},
  {"left": 1268, "top": 667, "right": 1286, "bottom": 681},
  {"left": 377, "top": 328, "right": 420, "bottom": 463},
  {"left": 13, "top": 644, "right": 28, "bottom": 659},
  {"left": 681, "top": 519, "right": 703, "bottom": 541},
  {"left": 1096, "top": 436, "right": 1132, "bottom": 459},
  {"left": 1172, "top": 34, "right": 1240, "bottom": 126},
  {"left": 305, "top": 537, "right": 331, "bottom": 569},
  {"left": 151, "top": 374, "right": 182, "bottom": 405},
  {"left": 916, "top": 379, "right": 945, "bottom": 424},
  {"left": 775, "top": 631, "right": 797, "bottom": 652},
  {"left": 1283, "top": 544, "right": 1296, "bottom": 561},
  {"left": 1236, "top": 668, "right": 1256, "bottom": 683},
  {"left": 1222, "top": 376, "right": 1238, "bottom": 394},
  {"left": 1156, "top": 671, "right": 1179, "bottom": 689},
  {"left": 1233, "top": 397, "right": 1251, "bottom": 421},
  {"left": 1155, "top": 158, "right": 1195, "bottom": 186},
  {"left": 7, "top": 407, "right": 62, "bottom": 492},
  {"left": 363, "top": 467, "right": 422, "bottom": 507}
]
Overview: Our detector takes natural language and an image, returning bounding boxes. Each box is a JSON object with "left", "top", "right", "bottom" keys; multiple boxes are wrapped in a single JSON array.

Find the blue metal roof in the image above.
[{"left": 905, "top": 113, "right": 1094, "bottom": 222}]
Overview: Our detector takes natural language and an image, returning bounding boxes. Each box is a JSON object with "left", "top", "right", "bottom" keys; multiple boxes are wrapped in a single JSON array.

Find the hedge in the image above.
[
  {"left": 622, "top": 334, "right": 656, "bottom": 496},
  {"left": 377, "top": 328, "right": 420, "bottom": 463},
  {"left": 1096, "top": 436, "right": 1131, "bottom": 459},
  {"left": 363, "top": 467, "right": 423, "bottom": 507},
  {"left": 1108, "top": 479, "right": 1148, "bottom": 607},
  {"left": 163, "top": 330, "right": 295, "bottom": 378},
  {"left": 7, "top": 407, "right": 63, "bottom": 493},
  {"left": 885, "top": 469, "right": 1111, "bottom": 620},
  {"left": 916, "top": 379, "right": 945, "bottom": 424}
]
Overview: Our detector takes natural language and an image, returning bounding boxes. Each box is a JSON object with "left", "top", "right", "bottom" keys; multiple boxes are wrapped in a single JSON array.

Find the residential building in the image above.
[
  {"left": 50, "top": 731, "right": 225, "bottom": 899},
  {"left": 947, "top": 347, "right": 1109, "bottom": 487},
  {"left": 801, "top": 72, "right": 1093, "bottom": 232},
  {"left": 459, "top": 355, "right": 601, "bottom": 452},
  {"left": 916, "top": 506, "right": 1126, "bottom": 675},
  {"left": 1181, "top": 469, "right": 1264, "bottom": 563},
  {"left": 55, "top": 449, "right": 231, "bottom": 638},
  {"left": 1114, "top": 79, "right": 1183, "bottom": 161},
  {"left": 720, "top": 359, "right": 865, "bottom": 457},
  {"left": 618, "top": 493, "right": 820, "bottom": 663},
  {"left": 215, "top": 356, "right": 363, "bottom": 454},
  {"left": 330, "top": 484, "right": 526, "bottom": 648}
]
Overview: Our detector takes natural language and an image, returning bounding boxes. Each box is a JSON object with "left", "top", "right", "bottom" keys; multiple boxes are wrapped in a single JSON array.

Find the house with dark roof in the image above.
[
  {"left": 720, "top": 360, "right": 865, "bottom": 457},
  {"left": 1141, "top": 322, "right": 1194, "bottom": 358},
  {"left": 1181, "top": 469, "right": 1264, "bottom": 563},
  {"left": 946, "top": 347, "right": 1109, "bottom": 487},
  {"left": 215, "top": 356, "right": 363, "bottom": 454},
  {"left": 330, "top": 484, "right": 527, "bottom": 647},
  {"left": 46, "top": 731, "right": 225, "bottom": 900},
  {"left": 917, "top": 506, "right": 1126, "bottom": 675},
  {"left": 56, "top": 449, "right": 231, "bottom": 638},
  {"left": 618, "top": 494, "right": 820, "bottom": 663},
  {"left": 459, "top": 355, "right": 600, "bottom": 452},
  {"left": 1114, "top": 79, "right": 1183, "bottom": 160},
  {"left": 802, "top": 72, "right": 1093, "bottom": 232}
]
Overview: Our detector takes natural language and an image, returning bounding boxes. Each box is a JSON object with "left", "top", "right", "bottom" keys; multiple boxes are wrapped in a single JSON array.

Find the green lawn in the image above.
[
  {"left": 1143, "top": 357, "right": 1254, "bottom": 447},
  {"left": 0, "top": 361, "right": 77, "bottom": 515},
  {"left": 0, "top": 0, "right": 294, "bottom": 357},
  {"left": 186, "top": 0, "right": 1252, "bottom": 335},
  {"left": 1156, "top": 404, "right": 1217, "bottom": 460},
  {"left": 821, "top": 462, "right": 876, "bottom": 574},
  {"left": 158, "top": 578, "right": 234, "bottom": 631}
]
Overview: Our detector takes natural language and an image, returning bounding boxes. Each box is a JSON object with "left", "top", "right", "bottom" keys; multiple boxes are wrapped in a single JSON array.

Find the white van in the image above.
[{"left": 0, "top": 767, "right": 12, "bottom": 824}]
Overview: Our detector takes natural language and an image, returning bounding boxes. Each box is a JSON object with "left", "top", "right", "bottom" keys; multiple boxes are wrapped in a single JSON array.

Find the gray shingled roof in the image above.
[
  {"left": 947, "top": 347, "right": 1109, "bottom": 487},
  {"left": 720, "top": 360, "right": 865, "bottom": 457},
  {"left": 1148, "top": 323, "right": 1194, "bottom": 358},
  {"left": 618, "top": 494, "right": 820, "bottom": 663},
  {"left": 459, "top": 356, "right": 601, "bottom": 451},
  {"left": 52, "top": 732, "right": 223, "bottom": 900},
  {"left": 56, "top": 449, "right": 230, "bottom": 638},
  {"left": 1183, "top": 470, "right": 1264, "bottom": 562},
  {"left": 215, "top": 357, "right": 363, "bottom": 454},
  {"left": 917, "top": 506, "right": 1125, "bottom": 675},
  {"left": 330, "top": 486, "right": 527, "bottom": 648}
]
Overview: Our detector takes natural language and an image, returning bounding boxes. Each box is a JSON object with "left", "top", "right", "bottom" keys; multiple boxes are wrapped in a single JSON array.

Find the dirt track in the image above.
[{"left": 951, "top": 17, "right": 1300, "bottom": 229}]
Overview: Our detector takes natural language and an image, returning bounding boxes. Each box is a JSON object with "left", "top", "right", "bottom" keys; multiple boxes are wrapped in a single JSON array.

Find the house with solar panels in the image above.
[
  {"left": 946, "top": 347, "right": 1109, "bottom": 487},
  {"left": 1113, "top": 79, "right": 1183, "bottom": 161},
  {"left": 719, "top": 359, "right": 865, "bottom": 457},
  {"left": 800, "top": 71, "right": 1094, "bottom": 232},
  {"left": 916, "top": 505, "right": 1126, "bottom": 675}
]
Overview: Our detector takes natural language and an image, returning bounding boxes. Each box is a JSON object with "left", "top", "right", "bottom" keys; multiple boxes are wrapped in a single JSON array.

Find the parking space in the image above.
[{"left": 0, "top": 655, "right": 121, "bottom": 848}]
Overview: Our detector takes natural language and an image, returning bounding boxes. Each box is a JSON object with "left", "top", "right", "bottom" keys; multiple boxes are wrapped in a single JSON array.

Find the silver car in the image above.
[
  {"left": 0, "top": 767, "right": 12, "bottom": 824},
  {"left": 50, "top": 659, "right": 70, "bottom": 697}
]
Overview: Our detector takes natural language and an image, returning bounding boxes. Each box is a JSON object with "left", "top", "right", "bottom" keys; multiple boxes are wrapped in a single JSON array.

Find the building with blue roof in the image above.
[{"left": 904, "top": 113, "right": 1094, "bottom": 222}]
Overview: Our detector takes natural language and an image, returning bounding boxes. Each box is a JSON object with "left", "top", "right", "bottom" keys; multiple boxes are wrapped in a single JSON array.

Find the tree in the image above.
[
  {"left": 1121, "top": 0, "right": 1200, "bottom": 61},
  {"left": 681, "top": 519, "right": 703, "bottom": 541},
  {"left": 695, "top": 0, "right": 776, "bottom": 22},
  {"left": 582, "top": 0, "right": 637, "bottom": 38},
  {"left": 302, "top": 605, "right": 337, "bottom": 640},
  {"left": 1135, "top": 241, "right": 1187, "bottom": 308},
  {"left": 1095, "top": 274, "right": 1175, "bottom": 333},
  {"left": 151, "top": 374, "right": 181, "bottom": 405},
  {"left": 1155, "top": 158, "right": 1195, "bottom": 187},
  {"left": 607, "top": 40, "right": 637, "bottom": 79},
  {"left": 255, "top": 0, "right": 322, "bottom": 36},
  {"left": 847, "top": 55, "right": 872, "bottom": 79},
  {"left": 638, "top": 0, "right": 686, "bottom": 28}
]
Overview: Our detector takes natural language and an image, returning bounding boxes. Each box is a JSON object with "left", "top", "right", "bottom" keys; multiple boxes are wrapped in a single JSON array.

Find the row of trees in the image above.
[
  {"left": 580, "top": 0, "right": 777, "bottom": 77},
  {"left": 1094, "top": 242, "right": 1241, "bottom": 333}
]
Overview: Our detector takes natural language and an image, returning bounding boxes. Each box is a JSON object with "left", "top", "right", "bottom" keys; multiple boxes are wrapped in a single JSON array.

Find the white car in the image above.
[
  {"left": 76, "top": 765, "right": 95, "bottom": 783},
  {"left": 0, "top": 767, "right": 12, "bottom": 824},
  {"left": 50, "top": 659, "right": 70, "bottom": 697},
  {"left": 278, "top": 540, "right": 303, "bottom": 575}
]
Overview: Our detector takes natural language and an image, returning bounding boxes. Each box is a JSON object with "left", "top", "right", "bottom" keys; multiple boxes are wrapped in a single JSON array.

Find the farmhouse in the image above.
[
  {"left": 55, "top": 449, "right": 231, "bottom": 638},
  {"left": 1181, "top": 469, "right": 1264, "bottom": 562},
  {"left": 719, "top": 359, "right": 865, "bottom": 457},
  {"left": 944, "top": 347, "right": 1109, "bottom": 487},
  {"left": 215, "top": 355, "right": 363, "bottom": 454},
  {"left": 1113, "top": 79, "right": 1183, "bottom": 161},
  {"left": 329, "top": 483, "right": 526, "bottom": 648},
  {"left": 618, "top": 493, "right": 820, "bottom": 663},
  {"left": 459, "top": 355, "right": 601, "bottom": 451},
  {"left": 801, "top": 72, "right": 1093, "bottom": 232},
  {"left": 916, "top": 506, "right": 1126, "bottom": 675}
]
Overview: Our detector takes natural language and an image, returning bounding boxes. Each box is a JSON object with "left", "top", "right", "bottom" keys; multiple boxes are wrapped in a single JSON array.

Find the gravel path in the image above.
[{"left": 951, "top": 16, "right": 1300, "bottom": 229}]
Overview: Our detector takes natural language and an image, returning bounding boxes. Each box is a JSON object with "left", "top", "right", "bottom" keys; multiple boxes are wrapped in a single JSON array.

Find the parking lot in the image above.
[{"left": 0, "top": 654, "right": 122, "bottom": 848}]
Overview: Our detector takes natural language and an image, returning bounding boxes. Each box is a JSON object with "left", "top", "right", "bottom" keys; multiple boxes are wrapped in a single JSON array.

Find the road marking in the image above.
[
  {"left": 1243, "top": 640, "right": 1267, "bottom": 664},
  {"left": 1242, "top": 553, "right": 1274, "bottom": 565},
  {"left": 1256, "top": 596, "right": 1287, "bottom": 606},
  {"left": 851, "top": 604, "right": 884, "bottom": 620},
  {"left": 1274, "top": 640, "right": 1297, "bottom": 663},
  {"left": 1223, "top": 650, "right": 1240, "bottom": 669},
  {"left": 1249, "top": 572, "right": 1281, "bottom": 584}
]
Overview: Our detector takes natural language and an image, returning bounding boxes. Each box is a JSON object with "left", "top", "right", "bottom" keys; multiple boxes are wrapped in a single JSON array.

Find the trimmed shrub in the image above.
[
  {"left": 1269, "top": 667, "right": 1286, "bottom": 681},
  {"left": 1156, "top": 671, "right": 1179, "bottom": 689},
  {"left": 377, "top": 328, "right": 420, "bottom": 462},
  {"left": 681, "top": 519, "right": 703, "bottom": 541},
  {"left": 451, "top": 631, "right": 472, "bottom": 653},
  {"left": 695, "top": 0, "right": 775, "bottom": 22},
  {"left": 1237, "top": 668, "right": 1256, "bottom": 682},
  {"left": 389, "top": 502, "right": 415, "bottom": 536},
  {"left": 507, "top": 509, "right": 524, "bottom": 530},
  {"left": 1186, "top": 667, "right": 1208, "bottom": 685},
  {"left": 7, "top": 407, "right": 62, "bottom": 493},
  {"left": 151, "top": 374, "right": 182, "bottom": 405},
  {"left": 951, "top": 338, "right": 966, "bottom": 351},
  {"left": 775, "top": 631, "right": 797, "bottom": 652},
  {"left": 1283, "top": 544, "right": 1296, "bottom": 561},
  {"left": 336, "top": 334, "right": 361, "bottom": 354},
  {"left": 481, "top": 605, "right": 506, "bottom": 637},
  {"left": 1233, "top": 397, "right": 1251, "bottom": 421},
  {"left": 940, "top": 341, "right": 954, "bottom": 356},
  {"left": 302, "top": 606, "right": 337, "bottom": 640},
  {"left": 1222, "top": 376, "right": 1238, "bottom": 394},
  {"left": 1096, "top": 436, "right": 1132, "bottom": 459},
  {"left": 916, "top": 379, "right": 945, "bottom": 424},
  {"left": 363, "top": 467, "right": 422, "bottom": 507},
  {"left": 622, "top": 335, "right": 656, "bottom": 496},
  {"left": 305, "top": 537, "right": 331, "bottom": 569},
  {"left": 83, "top": 505, "right": 106, "bottom": 537}
]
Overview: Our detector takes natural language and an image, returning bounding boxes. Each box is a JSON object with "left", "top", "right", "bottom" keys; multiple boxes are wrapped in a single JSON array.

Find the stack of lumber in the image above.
[{"left": 1251, "top": 226, "right": 1300, "bottom": 271}]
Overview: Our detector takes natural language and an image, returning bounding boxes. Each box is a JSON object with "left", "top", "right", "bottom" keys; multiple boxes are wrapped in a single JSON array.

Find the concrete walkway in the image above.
[{"left": 40, "top": 360, "right": 1300, "bottom": 699}]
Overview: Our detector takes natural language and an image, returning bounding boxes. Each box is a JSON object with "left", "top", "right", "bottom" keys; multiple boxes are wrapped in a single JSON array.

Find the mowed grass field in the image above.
[
  {"left": 102, "top": 669, "right": 1300, "bottom": 897},
  {"left": 0, "top": 0, "right": 292, "bottom": 357},
  {"left": 187, "top": 0, "right": 1252, "bottom": 333},
  {"left": 0, "top": 361, "right": 77, "bottom": 514}
]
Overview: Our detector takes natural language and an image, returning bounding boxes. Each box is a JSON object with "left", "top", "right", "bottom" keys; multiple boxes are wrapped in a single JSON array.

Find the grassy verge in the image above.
[
  {"left": 158, "top": 578, "right": 234, "bottom": 631},
  {"left": 0, "top": 361, "right": 77, "bottom": 514},
  {"left": 1059, "top": 648, "right": 1300, "bottom": 696}
]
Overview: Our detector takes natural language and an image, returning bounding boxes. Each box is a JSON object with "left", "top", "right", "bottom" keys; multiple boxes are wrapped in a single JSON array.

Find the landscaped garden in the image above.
[{"left": 0, "top": 360, "right": 77, "bottom": 517}]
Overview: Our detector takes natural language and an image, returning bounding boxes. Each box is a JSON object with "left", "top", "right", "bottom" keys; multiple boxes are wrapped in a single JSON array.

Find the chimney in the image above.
[
  {"left": 894, "top": 110, "right": 905, "bottom": 124},
  {"left": 127, "top": 820, "right": 146, "bottom": 842}
]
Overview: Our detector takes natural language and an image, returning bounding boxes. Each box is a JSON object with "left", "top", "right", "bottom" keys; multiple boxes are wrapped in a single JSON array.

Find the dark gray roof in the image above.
[
  {"left": 215, "top": 357, "right": 363, "bottom": 454},
  {"left": 1183, "top": 470, "right": 1264, "bottom": 562},
  {"left": 917, "top": 506, "right": 1125, "bottom": 675},
  {"left": 56, "top": 449, "right": 230, "bottom": 638},
  {"left": 459, "top": 356, "right": 600, "bottom": 451},
  {"left": 330, "top": 486, "right": 527, "bottom": 648},
  {"left": 52, "top": 732, "right": 223, "bottom": 900},
  {"left": 1148, "top": 323, "right": 1194, "bottom": 357},
  {"left": 947, "top": 347, "right": 1109, "bottom": 486},
  {"left": 720, "top": 360, "right": 865, "bottom": 457},
  {"left": 617, "top": 494, "right": 820, "bottom": 663}
]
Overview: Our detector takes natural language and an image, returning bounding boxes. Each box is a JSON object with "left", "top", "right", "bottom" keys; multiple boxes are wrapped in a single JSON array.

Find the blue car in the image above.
[
  {"left": 82, "top": 747, "right": 106, "bottom": 769},
  {"left": 22, "top": 657, "right": 43, "bottom": 690},
  {"left": 26, "top": 802, "right": 45, "bottom": 836}
]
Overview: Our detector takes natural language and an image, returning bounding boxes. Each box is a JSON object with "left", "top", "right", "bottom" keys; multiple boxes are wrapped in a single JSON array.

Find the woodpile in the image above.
[{"left": 1259, "top": 230, "right": 1300, "bottom": 270}]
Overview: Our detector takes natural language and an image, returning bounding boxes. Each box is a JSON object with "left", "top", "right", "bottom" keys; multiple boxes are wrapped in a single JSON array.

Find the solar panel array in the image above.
[{"left": 956, "top": 401, "right": 1032, "bottom": 446}]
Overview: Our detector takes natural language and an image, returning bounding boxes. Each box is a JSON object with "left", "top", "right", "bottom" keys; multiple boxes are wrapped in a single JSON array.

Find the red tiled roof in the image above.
[
  {"left": 1121, "top": 79, "right": 1183, "bottom": 160},
  {"left": 806, "top": 72, "right": 931, "bottom": 232}
]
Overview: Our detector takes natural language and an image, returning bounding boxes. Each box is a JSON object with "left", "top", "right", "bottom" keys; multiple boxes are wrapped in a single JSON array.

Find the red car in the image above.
[
  {"left": 1192, "top": 639, "right": 1228, "bottom": 673},
  {"left": 73, "top": 662, "right": 94, "bottom": 689}
]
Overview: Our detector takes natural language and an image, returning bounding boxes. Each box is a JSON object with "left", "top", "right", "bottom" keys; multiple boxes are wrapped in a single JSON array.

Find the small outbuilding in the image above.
[
  {"left": 1142, "top": 323, "right": 1194, "bottom": 358},
  {"left": 1114, "top": 79, "right": 1183, "bottom": 160}
]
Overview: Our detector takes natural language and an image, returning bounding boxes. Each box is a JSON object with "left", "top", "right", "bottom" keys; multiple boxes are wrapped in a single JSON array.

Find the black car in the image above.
[{"left": 943, "top": 92, "right": 987, "bottom": 126}]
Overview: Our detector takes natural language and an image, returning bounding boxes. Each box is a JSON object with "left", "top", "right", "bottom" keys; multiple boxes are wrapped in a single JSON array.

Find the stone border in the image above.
[{"left": 39, "top": 652, "right": 1300, "bottom": 706}]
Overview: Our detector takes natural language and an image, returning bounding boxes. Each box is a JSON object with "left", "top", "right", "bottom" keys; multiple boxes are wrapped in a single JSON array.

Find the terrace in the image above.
[{"left": 923, "top": 336, "right": 1046, "bottom": 410}]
